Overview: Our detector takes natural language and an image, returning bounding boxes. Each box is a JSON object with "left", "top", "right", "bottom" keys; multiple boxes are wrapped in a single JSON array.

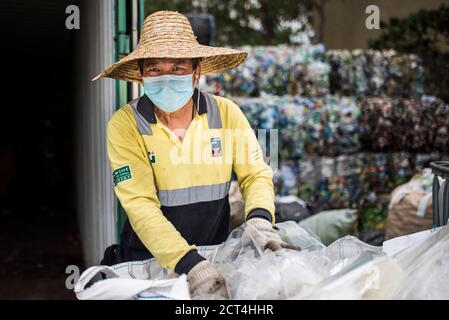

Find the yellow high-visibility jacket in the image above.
[{"left": 106, "top": 89, "right": 275, "bottom": 275}]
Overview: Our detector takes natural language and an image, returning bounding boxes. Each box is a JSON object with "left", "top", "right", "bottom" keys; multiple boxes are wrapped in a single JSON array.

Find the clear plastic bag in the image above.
[
  {"left": 208, "top": 221, "right": 388, "bottom": 299},
  {"left": 207, "top": 221, "right": 449, "bottom": 299},
  {"left": 387, "top": 225, "right": 449, "bottom": 299},
  {"left": 89, "top": 221, "right": 449, "bottom": 300}
]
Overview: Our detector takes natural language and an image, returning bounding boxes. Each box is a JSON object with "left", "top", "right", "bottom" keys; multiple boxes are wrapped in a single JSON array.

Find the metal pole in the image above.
[
  {"left": 433, "top": 174, "right": 440, "bottom": 227},
  {"left": 131, "top": 0, "right": 140, "bottom": 99},
  {"left": 431, "top": 161, "right": 449, "bottom": 227}
]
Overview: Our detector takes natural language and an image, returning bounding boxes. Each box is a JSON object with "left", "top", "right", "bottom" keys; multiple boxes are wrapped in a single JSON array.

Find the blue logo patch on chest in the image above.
[{"left": 211, "top": 137, "right": 222, "bottom": 157}]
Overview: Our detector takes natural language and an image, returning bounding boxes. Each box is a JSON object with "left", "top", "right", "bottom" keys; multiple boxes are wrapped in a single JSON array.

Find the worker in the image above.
[{"left": 93, "top": 11, "right": 285, "bottom": 299}]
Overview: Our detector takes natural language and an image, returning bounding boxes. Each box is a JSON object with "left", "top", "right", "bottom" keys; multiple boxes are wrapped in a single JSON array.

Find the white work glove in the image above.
[
  {"left": 241, "top": 217, "right": 287, "bottom": 251},
  {"left": 187, "top": 260, "right": 229, "bottom": 299}
]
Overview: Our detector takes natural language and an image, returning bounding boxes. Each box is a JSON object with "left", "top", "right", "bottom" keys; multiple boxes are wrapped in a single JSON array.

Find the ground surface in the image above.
[{"left": 0, "top": 207, "right": 84, "bottom": 300}]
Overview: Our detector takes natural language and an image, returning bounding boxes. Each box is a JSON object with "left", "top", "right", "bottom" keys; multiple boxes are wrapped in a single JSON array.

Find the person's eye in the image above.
[
  {"left": 146, "top": 67, "right": 159, "bottom": 72},
  {"left": 173, "top": 66, "right": 184, "bottom": 72}
]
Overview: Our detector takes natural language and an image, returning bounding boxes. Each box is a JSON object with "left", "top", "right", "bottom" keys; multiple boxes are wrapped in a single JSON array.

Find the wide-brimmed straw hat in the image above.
[{"left": 93, "top": 10, "right": 248, "bottom": 83}]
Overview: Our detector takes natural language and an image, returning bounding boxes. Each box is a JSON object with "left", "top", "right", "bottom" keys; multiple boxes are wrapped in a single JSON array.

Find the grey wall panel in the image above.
[{"left": 75, "top": 0, "right": 116, "bottom": 267}]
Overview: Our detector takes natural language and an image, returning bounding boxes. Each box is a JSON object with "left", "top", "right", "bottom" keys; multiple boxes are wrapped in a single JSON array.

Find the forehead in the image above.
[{"left": 143, "top": 58, "right": 192, "bottom": 66}]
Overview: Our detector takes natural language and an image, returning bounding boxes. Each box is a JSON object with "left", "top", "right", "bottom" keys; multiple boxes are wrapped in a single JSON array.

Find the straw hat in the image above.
[{"left": 93, "top": 10, "right": 248, "bottom": 83}]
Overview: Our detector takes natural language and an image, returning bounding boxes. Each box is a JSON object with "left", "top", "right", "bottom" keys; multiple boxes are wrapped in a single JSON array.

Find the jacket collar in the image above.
[{"left": 136, "top": 88, "right": 207, "bottom": 124}]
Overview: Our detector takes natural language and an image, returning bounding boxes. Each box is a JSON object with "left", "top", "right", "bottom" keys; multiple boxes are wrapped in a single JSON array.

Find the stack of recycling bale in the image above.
[
  {"left": 205, "top": 45, "right": 449, "bottom": 219},
  {"left": 206, "top": 45, "right": 424, "bottom": 98}
]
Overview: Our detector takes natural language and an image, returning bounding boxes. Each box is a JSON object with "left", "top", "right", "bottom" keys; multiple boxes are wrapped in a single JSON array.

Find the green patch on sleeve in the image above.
[{"left": 112, "top": 164, "right": 133, "bottom": 186}]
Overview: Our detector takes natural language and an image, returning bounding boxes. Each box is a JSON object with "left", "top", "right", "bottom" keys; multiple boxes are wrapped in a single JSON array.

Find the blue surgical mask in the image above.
[{"left": 143, "top": 74, "right": 195, "bottom": 113}]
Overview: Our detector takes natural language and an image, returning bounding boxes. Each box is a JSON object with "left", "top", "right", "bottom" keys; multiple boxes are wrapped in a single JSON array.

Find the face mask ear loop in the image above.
[{"left": 195, "top": 70, "right": 200, "bottom": 115}]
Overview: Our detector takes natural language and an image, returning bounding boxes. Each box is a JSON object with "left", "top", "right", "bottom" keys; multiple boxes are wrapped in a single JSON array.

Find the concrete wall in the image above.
[
  {"left": 75, "top": 0, "right": 116, "bottom": 266},
  {"left": 313, "top": 0, "right": 449, "bottom": 49}
]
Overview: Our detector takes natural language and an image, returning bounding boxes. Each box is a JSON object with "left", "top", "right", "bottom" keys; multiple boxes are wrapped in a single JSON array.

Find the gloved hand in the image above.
[
  {"left": 187, "top": 260, "right": 229, "bottom": 299},
  {"left": 241, "top": 217, "right": 287, "bottom": 251}
]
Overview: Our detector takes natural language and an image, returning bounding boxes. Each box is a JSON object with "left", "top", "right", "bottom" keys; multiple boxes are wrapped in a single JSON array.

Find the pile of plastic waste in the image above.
[
  {"left": 274, "top": 152, "right": 447, "bottom": 210},
  {"left": 205, "top": 46, "right": 424, "bottom": 98},
  {"left": 326, "top": 49, "right": 423, "bottom": 98},
  {"left": 204, "top": 45, "right": 448, "bottom": 213},
  {"left": 75, "top": 221, "right": 449, "bottom": 300},
  {"left": 235, "top": 95, "right": 361, "bottom": 159},
  {"left": 233, "top": 92, "right": 449, "bottom": 210},
  {"left": 233, "top": 95, "right": 449, "bottom": 160},
  {"left": 199, "top": 222, "right": 449, "bottom": 300},
  {"left": 359, "top": 95, "right": 449, "bottom": 153},
  {"left": 206, "top": 44, "right": 329, "bottom": 97}
]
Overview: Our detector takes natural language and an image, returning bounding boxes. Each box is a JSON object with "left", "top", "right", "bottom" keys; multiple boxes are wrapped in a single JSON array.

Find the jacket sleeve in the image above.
[
  {"left": 106, "top": 109, "right": 204, "bottom": 274},
  {"left": 226, "top": 99, "right": 276, "bottom": 223}
]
